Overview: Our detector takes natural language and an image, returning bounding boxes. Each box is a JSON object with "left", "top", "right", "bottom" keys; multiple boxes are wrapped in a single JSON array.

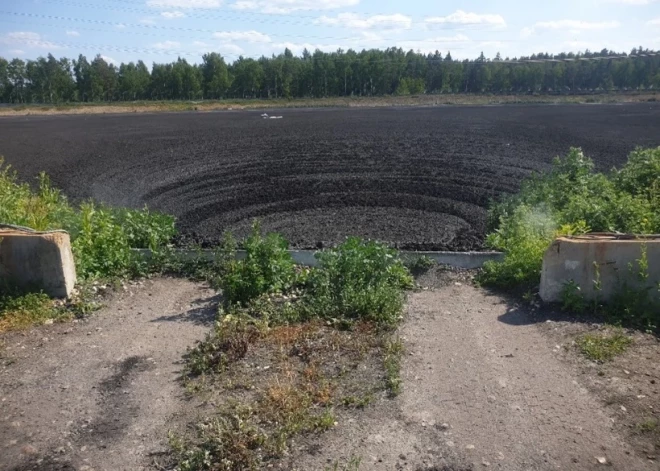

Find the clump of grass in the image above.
[
  {"left": 576, "top": 329, "right": 632, "bottom": 361},
  {"left": 0, "top": 291, "right": 60, "bottom": 331},
  {"left": 0, "top": 286, "right": 99, "bottom": 333},
  {"left": 383, "top": 336, "right": 404, "bottom": 397},
  {"left": 636, "top": 418, "right": 659, "bottom": 433}
]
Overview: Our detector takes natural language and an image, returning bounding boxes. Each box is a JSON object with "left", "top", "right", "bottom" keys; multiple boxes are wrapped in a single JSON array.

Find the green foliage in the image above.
[
  {"left": 576, "top": 329, "right": 632, "bottom": 361},
  {"left": 561, "top": 280, "right": 588, "bottom": 313},
  {"left": 383, "top": 336, "right": 404, "bottom": 397},
  {"left": 305, "top": 238, "right": 413, "bottom": 327},
  {"left": 0, "top": 291, "right": 59, "bottom": 331},
  {"left": 219, "top": 222, "right": 297, "bottom": 307},
  {"left": 479, "top": 205, "right": 557, "bottom": 289},
  {"left": 0, "top": 157, "right": 176, "bottom": 280},
  {"left": 2, "top": 48, "right": 660, "bottom": 103},
  {"left": 480, "top": 147, "right": 660, "bottom": 290}
]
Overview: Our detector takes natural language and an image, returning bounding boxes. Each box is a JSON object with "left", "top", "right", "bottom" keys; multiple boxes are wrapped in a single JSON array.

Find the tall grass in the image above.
[{"left": 0, "top": 157, "right": 176, "bottom": 280}]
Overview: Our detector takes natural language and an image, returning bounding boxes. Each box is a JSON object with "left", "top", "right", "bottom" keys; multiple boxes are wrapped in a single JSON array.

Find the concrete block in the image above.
[
  {"left": 540, "top": 234, "right": 660, "bottom": 303},
  {"left": 0, "top": 227, "right": 77, "bottom": 298}
]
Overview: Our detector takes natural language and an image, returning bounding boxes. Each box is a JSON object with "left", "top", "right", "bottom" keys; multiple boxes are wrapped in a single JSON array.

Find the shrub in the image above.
[
  {"left": 305, "top": 237, "right": 413, "bottom": 327},
  {"left": 219, "top": 222, "right": 297, "bottom": 307},
  {"left": 480, "top": 147, "right": 660, "bottom": 290}
]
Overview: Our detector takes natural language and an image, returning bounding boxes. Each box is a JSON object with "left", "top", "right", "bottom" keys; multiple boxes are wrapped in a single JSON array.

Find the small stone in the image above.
[
  {"left": 596, "top": 457, "right": 608, "bottom": 464},
  {"left": 21, "top": 444, "right": 38, "bottom": 455},
  {"left": 482, "top": 459, "right": 491, "bottom": 467},
  {"left": 466, "top": 444, "right": 475, "bottom": 450},
  {"left": 438, "top": 423, "right": 450, "bottom": 430},
  {"left": 620, "top": 405, "right": 627, "bottom": 412},
  {"left": 44, "top": 319, "right": 54, "bottom": 325},
  {"left": 446, "top": 441, "right": 455, "bottom": 447},
  {"left": 624, "top": 370, "right": 630, "bottom": 375},
  {"left": 399, "top": 454, "right": 407, "bottom": 461}
]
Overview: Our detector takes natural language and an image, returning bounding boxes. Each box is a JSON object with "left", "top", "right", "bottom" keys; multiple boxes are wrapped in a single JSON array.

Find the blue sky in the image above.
[{"left": 1, "top": 0, "right": 659, "bottom": 65}]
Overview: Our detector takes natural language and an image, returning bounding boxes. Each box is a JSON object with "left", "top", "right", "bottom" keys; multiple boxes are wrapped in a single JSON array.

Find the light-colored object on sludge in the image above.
[
  {"left": 539, "top": 234, "right": 660, "bottom": 303},
  {"left": 0, "top": 226, "right": 77, "bottom": 298}
]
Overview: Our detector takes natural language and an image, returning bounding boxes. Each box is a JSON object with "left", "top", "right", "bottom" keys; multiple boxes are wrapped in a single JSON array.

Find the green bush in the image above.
[
  {"left": 219, "top": 223, "right": 297, "bottom": 307},
  {"left": 305, "top": 237, "right": 413, "bottom": 326},
  {"left": 480, "top": 147, "right": 660, "bottom": 290},
  {"left": 0, "top": 157, "right": 176, "bottom": 280}
]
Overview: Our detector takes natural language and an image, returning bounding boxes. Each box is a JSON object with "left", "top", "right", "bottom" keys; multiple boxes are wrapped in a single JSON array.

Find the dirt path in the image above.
[
  {"left": 0, "top": 278, "right": 218, "bottom": 471},
  {"left": 292, "top": 283, "right": 653, "bottom": 471},
  {"left": 1, "top": 280, "right": 654, "bottom": 471}
]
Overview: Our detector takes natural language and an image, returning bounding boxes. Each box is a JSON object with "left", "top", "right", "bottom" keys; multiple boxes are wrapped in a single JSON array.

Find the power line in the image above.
[
  {"left": 34, "top": 1, "right": 509, "bottom": 31},
  {"left": 0, "top": 18, "right": 523, "bottom": 45}
]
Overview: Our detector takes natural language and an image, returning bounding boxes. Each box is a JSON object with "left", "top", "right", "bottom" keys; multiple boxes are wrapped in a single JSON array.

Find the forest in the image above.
[{"left": 0, "top": 46, "right": 658, "bottom": 103}]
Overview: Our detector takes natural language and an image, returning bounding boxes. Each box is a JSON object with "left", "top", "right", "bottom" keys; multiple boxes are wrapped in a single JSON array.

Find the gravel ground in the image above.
[{"left": 1, "top": 104, "right": 659, "bottom": 250}]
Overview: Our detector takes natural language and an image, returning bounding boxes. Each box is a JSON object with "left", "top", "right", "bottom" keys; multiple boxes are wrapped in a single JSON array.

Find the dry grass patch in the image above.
[{"left": 173, "top": 317, "right": 398, "bottom": 470}]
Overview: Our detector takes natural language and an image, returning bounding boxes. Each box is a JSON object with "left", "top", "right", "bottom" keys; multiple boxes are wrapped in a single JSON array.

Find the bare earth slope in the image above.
[
  {"left": 1, "top": 104, "right": 659, "bottom": 251},
  {"left": 0, "top": 278, "right": 218, "bottom": 471}
]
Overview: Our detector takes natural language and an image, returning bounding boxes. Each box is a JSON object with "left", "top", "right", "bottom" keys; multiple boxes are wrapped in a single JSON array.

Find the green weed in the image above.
[
  {"left": 383, "top": 336, "right": 404, "bottom": 397},
  {"left": 576, "top": 329, "right": 632, "bottom": 361},
  {"left": 305, "top": 237, "right": 413, "bottom": 327}
]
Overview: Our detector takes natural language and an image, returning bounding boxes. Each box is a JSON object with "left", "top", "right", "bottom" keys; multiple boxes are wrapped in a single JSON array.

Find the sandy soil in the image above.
[{"left": 1, "top": 278, "right": 656, "bottom": 470}]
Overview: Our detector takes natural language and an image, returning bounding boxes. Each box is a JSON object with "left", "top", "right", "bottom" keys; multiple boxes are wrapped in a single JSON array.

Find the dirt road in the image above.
[
  {"left": 0, "top": 278, "right": 218, "bottom": 471},
  {"left": 292, "top": 284, "right": 654, "bottom": 471},
  {"left": 0, "top": 279, "right": 654, "bottom": 470}
]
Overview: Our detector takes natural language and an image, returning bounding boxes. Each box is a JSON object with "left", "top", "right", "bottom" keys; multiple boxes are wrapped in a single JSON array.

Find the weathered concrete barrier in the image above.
[
  {"left": 539, "top": 234, "right": 660, "bottom": 303},
  {"left": 133, "top": 248, "right": 504, "bottom": 269},
  {"left": 0, "top": 226, "right": 77, "bottom": 298}
]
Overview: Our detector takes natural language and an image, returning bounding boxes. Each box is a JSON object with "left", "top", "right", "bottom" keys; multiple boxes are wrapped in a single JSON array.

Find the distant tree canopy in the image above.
[{"left": 0, "top": 47, "right": 658, "bottom": 103}]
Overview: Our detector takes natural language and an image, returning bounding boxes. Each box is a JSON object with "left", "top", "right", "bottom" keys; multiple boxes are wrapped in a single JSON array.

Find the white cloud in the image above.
[
  {"left": 161, "top": 11, "right": 186, "bottom": 18},
  {"left": 66, "top": 30, "right": 80, "bottom": 37},
  {"left": 648, "top": 17, "right": 660, "bottom": 25},
  {"left": 231, "top": 0, "right": 359, "bottom": 14},
  {"left": 101, "top": 55, "right": 118, "bottom": 65},
  {"left": 153, "top": 40, "right": 181, "bottom": 49},
  {"left": 116, "top": 23, "right": 127, "bottom": 29},
  {"left": 522, "top": 19, "right": 620, "bottom": 37},
  {"left": 397, "top": 33, "right": 470, "bottom": 53},
  {"left": 8, "top": 49, "right": 25, "bottom": 55},
  {"left": 603, "top": 0, "right": 656, "bottom": 4},
  {"left": 213, "top": 30, "right": 271, "bottom": 43},
  {"left": 147, "top": 0, "right": 222, "bottom": 8},
  {"left": 316, "top": 13, "right": 412, "bottom": 30},
  {"left": 218, "top": 43, "right": 244, "bottom": 55},
  {"left": 140, "top": 18, "right": 157, "bottom": 24},
  {"left": 1, "top": 31, "right": 64, "bottom": 50},
  {"left": 424, "top": 10, "right": 506, "bottom": 28}
]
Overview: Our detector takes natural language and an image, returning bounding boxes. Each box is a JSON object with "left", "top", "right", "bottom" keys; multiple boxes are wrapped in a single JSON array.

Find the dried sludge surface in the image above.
[{"left": 1, "top": 104, "right": 659, "bottom": 250}]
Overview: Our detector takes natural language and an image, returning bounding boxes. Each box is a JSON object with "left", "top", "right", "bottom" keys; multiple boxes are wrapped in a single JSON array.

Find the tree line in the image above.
[{"left": 0, "top": 47, "right": 658, "bottom": 103}]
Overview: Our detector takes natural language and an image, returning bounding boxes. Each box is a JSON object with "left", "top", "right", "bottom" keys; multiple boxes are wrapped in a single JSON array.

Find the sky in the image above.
[{"left": 0, "top": 0, "right": 659, "bottom": 65}]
